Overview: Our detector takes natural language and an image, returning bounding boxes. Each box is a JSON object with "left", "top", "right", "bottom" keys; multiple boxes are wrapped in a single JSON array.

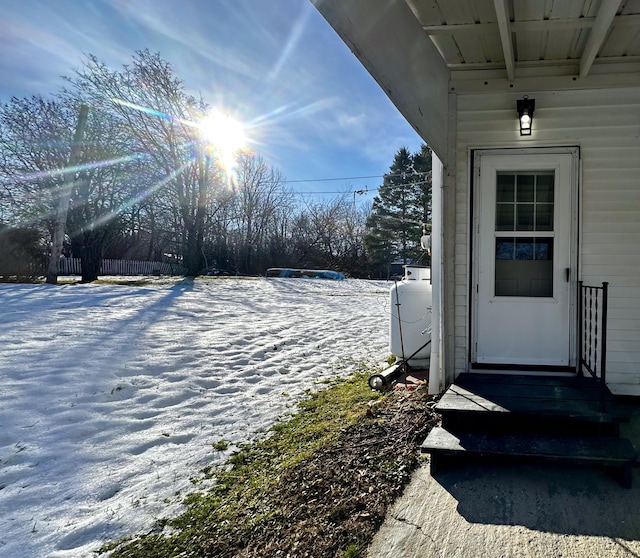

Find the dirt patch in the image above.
[{"left": 208, "top": 387, "right": 439, "bottom": 558}]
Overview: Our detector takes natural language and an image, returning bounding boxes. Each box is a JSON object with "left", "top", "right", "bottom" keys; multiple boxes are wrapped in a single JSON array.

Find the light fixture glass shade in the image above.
[{"left": 517, "top": 97, "right": 535, "bottom": 136}]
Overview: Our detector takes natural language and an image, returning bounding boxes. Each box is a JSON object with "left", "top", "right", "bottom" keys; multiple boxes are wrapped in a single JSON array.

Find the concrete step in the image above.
[
  {"left": 421, "top": 426, "right": 638, "bottom": 488},
  {"left": 435, "top": 373, "right": 630, "bottom": 436}
]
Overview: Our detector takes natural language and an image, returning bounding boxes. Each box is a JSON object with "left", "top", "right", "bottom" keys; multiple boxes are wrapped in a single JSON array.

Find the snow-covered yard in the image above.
[{"left": 0, "top": 277, "right": 391, "bottom": 557}]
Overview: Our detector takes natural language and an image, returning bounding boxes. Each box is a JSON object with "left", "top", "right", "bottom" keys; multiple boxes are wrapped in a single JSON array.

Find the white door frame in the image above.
[{"left": 471, "top": 146, "right": 580, "bottom": 370}]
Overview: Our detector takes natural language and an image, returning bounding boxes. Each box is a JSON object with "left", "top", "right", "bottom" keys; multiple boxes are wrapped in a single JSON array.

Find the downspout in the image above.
[{"left": 428, "top": 153, "right": 443, "bottom": 394}]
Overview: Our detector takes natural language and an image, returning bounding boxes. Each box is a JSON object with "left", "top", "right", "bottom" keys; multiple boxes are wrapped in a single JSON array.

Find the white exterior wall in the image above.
[{"left": 454, "top": 87, "right": 640, "bottom": 395}]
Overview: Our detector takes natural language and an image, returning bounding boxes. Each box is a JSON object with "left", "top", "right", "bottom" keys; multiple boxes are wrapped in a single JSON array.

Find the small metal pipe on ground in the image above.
[
  {"left": 368, "top": 363, "right": 406, "bottom": 390},
  {"left": 369, "top": 339, "right": 431, "bottom": 391}
]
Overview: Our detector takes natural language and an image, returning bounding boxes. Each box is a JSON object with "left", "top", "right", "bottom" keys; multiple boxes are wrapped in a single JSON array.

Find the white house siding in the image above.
[{"left": 454, "top": 87, "right": 640, "bottom": 395}]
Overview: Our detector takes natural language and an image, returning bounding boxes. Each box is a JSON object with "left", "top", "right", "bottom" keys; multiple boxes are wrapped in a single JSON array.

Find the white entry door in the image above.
[{"left": 473, "top": 149, "right": 578, "bottom": 367}]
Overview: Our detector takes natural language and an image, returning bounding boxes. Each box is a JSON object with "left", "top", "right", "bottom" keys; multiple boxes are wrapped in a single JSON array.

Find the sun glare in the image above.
[
  {"left": 199, "top": 108, "right": 248, "bottom": 184},
  {"left": 199, "top": 109, "right": 247, "bottom": 151},
  {"left": 111, "top": 98, "right": 250, "bottom": 188}
]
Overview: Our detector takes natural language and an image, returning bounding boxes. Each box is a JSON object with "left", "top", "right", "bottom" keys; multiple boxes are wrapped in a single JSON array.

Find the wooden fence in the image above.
[{"left": 58, "top": 258, "right": 186, "bottom": 276}]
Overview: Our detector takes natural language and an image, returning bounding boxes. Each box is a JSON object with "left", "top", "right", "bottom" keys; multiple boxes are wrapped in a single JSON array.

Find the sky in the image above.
[
  {"left": 0, "top": 0, "right": 425, "bottom": 204},
  {"left": 0, "top": 277, "right": 393, "bottom": 557}
]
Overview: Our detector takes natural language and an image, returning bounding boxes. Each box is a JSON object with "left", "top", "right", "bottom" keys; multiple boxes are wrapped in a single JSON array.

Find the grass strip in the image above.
[{"left": 101, "top": 368, "right": 437, "bottom": 558}]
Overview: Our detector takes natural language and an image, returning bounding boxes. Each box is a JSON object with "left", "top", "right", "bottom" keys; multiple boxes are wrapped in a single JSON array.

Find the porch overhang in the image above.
[{"left": 311, "top": 0, "right": 640, "bottom": 161}]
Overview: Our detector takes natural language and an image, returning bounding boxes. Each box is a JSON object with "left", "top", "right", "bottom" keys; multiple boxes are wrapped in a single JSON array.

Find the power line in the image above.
[
  {"left": 291, "top": 188, "right": 379, "bottom": 196},
  {"left": 282, "top": 174, "right": 383, "bottom": 184},
  {"left": 257, "top": 171, "right": 432, "bottom": 197},
  {"left": 292, "top": 191, "right": 376, "bottom": 195},
  {"left": 282, "top": 170, "right": 431, "bottom": 185},
  {"left": 286, "top": 178, "right": 432, "bottom": 196}
]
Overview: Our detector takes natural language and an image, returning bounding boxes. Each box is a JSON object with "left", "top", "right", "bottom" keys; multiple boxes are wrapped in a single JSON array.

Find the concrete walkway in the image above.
[{"left": 368, "top": 404, "right": 640, "bottom": 558}]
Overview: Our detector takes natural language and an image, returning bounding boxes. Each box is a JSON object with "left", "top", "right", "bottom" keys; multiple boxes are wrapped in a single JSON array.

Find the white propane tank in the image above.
[{"left": 389, "top": 265, "right": 433, "bottom": 368}]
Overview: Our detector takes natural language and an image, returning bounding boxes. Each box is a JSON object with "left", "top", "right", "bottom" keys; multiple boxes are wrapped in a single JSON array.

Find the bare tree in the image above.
[
  {"left": 233, "top": 153, "right": 292, "bottom": 274},
  {"left": 63, "top": 104, "right": 144, "bottom": 281},
  {"left": 0, "top": 96, "right": 75, "bottom": 239},
  {"left": 0, "top": 93, "right": 160, "bottom": 281},
  {"left": 66, "top": 50, "right": 224, "bottom": 276}
]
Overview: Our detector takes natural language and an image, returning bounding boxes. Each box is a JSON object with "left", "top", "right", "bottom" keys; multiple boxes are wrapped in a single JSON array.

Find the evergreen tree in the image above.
[
  {"left": 413, "top": 143, "right": 433, "bottom": 224},
  {"left": 364, "top": 145, "right": 432, "bottom": 277}
]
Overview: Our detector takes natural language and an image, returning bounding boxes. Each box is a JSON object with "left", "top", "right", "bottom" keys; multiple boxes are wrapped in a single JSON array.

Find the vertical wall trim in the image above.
[
  {"left": 443, "top": 93, "right": 458, "bottom": 388},
  {"left": 429, "top": 153, "right": 443, "bottom": 394}
]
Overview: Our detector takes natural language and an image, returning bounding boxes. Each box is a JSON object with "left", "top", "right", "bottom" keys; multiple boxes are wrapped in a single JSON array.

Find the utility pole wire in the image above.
[{"left": 270, "top": 170, "right": 432, "bottom": 185}]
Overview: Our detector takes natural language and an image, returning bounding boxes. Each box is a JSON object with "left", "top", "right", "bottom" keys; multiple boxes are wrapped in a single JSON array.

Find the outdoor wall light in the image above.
[{"left": 517, "top": 96, "right": 535, "bottom": 136}]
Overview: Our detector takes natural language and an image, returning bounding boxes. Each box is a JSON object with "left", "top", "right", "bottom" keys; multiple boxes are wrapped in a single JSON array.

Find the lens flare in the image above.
[{"left": 198, "top": 108, "right": 247, "bottom": 186}]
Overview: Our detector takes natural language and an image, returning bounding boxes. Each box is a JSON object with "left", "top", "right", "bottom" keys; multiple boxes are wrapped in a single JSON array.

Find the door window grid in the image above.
[
  {"left": 494, "top": 171, "right": 555, "bottom": 297},
  {"left": 496, "top": 171, "right": 554, "bottom": 232}
]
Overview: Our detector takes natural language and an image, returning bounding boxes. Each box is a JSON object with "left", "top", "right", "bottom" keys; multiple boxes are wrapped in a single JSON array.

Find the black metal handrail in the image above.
[{"left": 577, "top": 281, "right": 609, "bottom": 390}]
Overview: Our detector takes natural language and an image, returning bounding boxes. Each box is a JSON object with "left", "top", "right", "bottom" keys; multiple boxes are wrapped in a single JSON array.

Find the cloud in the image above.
[
  {"left": 0, "top": 14, "right": 81, "bottom": 92},
  {"left": 266, "top": 2, "right": 314, "bottom": 83},
  {"left": 108, "top": 0, "right": 267, "bottom": 82}
]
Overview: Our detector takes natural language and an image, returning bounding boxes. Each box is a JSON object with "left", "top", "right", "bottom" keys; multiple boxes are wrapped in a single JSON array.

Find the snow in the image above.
[{"left": 0, "top": 277, "right": 392, "bottom": 557}]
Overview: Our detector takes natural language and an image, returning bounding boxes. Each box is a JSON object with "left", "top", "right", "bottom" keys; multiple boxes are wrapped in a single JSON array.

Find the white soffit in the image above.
[{"left": 406, "top": 0, "right": 640, "bottom": 92}]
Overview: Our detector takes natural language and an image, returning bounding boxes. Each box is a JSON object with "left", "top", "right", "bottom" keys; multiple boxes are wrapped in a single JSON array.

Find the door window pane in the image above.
[
  {"left": 517, "top": 175, "right": 535, "bottom": 202},
  {"left": 496, "top": 205, "right": 515, "bottom": 231},
  {"left": 536, "top": 203, "right": 554, "bottom": 231},
  {"left": 534, "top": 237, "right": 553, "bottom": 260},
  {"left": 495, "top": 237, "right": 554, "bottom": 297},
  {"left": 516, "top": 203, "right": 535, "bottom": 231},
  {"left": 496, "top": 238, "right": 515, "bottom": 260},
  {"left": 497, "top": 174, "right": 515, "bottom": 202},
  {"left": 515, "top": 238, "right": 534, "bottom": 260},
  {"left": 495, "top": 172, "right": 555, "bottom": 233},
  {"left": 536, "top": 173, "right": 554, "bottom": 202}
]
